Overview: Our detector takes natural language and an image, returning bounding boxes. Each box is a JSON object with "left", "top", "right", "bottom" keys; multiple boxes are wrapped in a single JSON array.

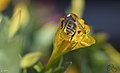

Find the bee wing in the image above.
[{"left": 72, "top": 35, "right": 95, "bottom": 50}]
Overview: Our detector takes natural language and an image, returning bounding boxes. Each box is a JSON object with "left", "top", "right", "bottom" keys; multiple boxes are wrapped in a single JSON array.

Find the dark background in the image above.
[{"left": 84, "top": 0, "right": 120, "bottom": 51}]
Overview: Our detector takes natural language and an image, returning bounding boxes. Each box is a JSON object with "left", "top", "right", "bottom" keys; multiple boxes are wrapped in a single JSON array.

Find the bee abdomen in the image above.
[{"left": 64, "top": 20, "right": 77, "bottom": 35}]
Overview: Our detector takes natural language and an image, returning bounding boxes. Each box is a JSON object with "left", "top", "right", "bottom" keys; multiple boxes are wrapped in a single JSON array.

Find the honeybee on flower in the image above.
[{"left": 46, "top": 13, "right": 95, "bottom": 69}]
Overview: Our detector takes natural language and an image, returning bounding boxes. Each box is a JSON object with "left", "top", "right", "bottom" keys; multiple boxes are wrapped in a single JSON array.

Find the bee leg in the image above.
[{"left": 71, "top": 32, "right": 76, "bottom": 40}]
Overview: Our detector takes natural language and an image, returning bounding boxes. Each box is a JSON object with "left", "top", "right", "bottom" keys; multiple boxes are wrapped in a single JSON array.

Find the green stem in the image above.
[{"left": 46, "top": 49, "right": 62, "bottom": 70}]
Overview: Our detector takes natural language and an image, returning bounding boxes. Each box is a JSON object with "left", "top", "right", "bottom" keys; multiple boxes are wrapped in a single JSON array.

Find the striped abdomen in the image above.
[{"left": 64, "top": 19, "right": 77, "bottom": 35}]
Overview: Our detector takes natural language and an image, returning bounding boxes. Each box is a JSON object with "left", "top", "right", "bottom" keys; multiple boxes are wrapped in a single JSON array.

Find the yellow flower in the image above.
[
  {"left": 54, "top": 13, "right": 95, "bottom": 53},
  {"left": 46, "top": 13, "right": 95, "bottom": 69}
]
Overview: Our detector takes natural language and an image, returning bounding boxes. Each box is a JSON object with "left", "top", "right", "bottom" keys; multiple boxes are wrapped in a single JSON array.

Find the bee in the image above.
[
  {"left": 64, "top": 14, "right": 77, "bottom": 35},
  {"left": 62, "top": 13, "right": 86, "bottom": 40}
]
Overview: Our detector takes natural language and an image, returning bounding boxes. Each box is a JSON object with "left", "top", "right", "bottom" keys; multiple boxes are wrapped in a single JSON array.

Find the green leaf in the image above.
[
  {"left": 0, "top": 15, "right": 24, "bottom": 73},
  {"left": 0, "top": 36, "right": 24, "bottom": 73},
  {"left": 0, "top": 15, "right": 9, "bottom": 46}
]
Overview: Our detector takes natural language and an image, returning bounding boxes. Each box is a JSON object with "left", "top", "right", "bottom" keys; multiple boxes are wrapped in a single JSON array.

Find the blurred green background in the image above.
[{"left": 0, "top": 0, "right": 120, "bottom": 73}]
